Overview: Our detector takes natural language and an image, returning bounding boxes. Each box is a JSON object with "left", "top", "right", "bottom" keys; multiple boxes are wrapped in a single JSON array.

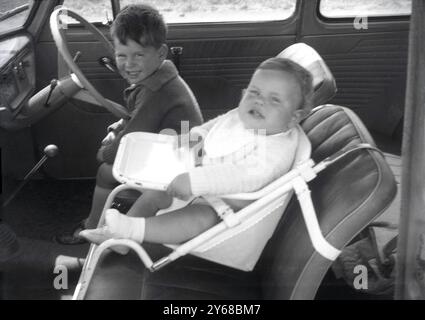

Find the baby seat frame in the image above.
[{"left": 73, "top": 142, "right": 380, "bottom": 300}]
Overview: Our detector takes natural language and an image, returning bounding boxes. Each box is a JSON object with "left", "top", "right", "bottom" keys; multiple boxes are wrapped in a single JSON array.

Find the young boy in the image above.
[
  {"left": 56, "top": 4, "right": 203, "bottom": 244},
  {"left": 80, "top": 57, "right": 313, "bottom": 246}
]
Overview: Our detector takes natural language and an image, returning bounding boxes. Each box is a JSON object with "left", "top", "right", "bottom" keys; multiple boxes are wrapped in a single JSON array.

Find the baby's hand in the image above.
[
  {"left": 167, "top": 173, "right": 192, "bottom": 200},
  {"left": 101, "top": 131, "right": 116, "bottom": 146}
]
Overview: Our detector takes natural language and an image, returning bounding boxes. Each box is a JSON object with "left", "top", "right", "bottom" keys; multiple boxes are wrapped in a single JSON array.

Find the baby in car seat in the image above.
[{"left": 80, "top": 57, "right": 314, "bottom": 247}]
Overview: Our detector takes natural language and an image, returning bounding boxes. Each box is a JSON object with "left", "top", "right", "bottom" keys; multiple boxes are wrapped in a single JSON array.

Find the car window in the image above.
[
  {"left": 320, "top": 0, "right": 411, "bottom": 18},
  {"left": 0, "top": 0, "right": 34, "bottom": 34},
  {"left": 120, "top": 0, "right": 297, "bottom": 24},
  {"left": 61, "top": 0, "right": 113, "bottom": 24}
]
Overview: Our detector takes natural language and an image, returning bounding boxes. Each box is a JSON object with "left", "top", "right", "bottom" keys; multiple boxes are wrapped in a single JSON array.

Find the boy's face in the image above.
[
  {"left": 114, "top": 37, "right": 166, "bottom": 85},
  {"left": 238, "top": 69, "right": 304, "bottom": 135}
]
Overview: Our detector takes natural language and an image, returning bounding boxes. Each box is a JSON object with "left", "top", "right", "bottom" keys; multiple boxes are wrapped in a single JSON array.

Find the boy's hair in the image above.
[
  {"left": 111, "top": 4, "right": 167, "bottom": 48},
  {"left": 257, "top": 57, "right": 314, "bottom": 113}
]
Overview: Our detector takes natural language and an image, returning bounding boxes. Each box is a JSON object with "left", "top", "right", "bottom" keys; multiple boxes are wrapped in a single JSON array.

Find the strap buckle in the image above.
[{"left": 202, "top": 196, "right": 240, "bottom": 228}]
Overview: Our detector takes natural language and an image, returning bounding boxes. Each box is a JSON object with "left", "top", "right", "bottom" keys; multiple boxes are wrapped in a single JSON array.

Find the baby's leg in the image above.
[
  {"left": 144, "top": 204, "right": 220, "bottom": 244},
  {"left": 80, "top": 204, "right": 220, "bottom": 248},
  {"left": 126, "top": 190, "right": 173, "bottom": 218}
]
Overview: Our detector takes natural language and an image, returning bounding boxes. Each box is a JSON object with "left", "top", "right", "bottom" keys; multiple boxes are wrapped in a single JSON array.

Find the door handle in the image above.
[
  {"left": 98, "top": 56, "right": 118, "bottom": 74},
  {"left": 170, "top": 46, "right": 183, "bottom": 72}
]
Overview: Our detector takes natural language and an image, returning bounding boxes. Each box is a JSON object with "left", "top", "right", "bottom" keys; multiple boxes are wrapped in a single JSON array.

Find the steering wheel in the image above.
[{"left": 49, "top": 8, "right": 129, "bottom": 119}]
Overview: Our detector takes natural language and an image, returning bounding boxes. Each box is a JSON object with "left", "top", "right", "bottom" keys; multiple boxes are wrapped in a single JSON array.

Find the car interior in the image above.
[{"left": 0, "top": 0, "right": 414, "bottom": 300}]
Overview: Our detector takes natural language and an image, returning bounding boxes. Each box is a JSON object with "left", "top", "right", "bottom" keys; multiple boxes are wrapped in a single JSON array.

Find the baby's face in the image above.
[
  {"left": 114, "top": 37, "right": 165, "bottom": 85},
  {"left": 238, "top": 69, "right": 303, "bottom": 135}
]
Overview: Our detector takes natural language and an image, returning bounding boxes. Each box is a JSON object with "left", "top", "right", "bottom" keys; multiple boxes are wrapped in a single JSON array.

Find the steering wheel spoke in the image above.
[{"left": 73, "top": 90, "right": 127, "bottom": 113}]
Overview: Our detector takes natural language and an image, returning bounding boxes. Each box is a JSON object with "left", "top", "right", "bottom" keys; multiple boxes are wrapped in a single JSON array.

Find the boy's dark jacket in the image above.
[{"left": 98, "top": 60, "right": 203, "bottom": 164}]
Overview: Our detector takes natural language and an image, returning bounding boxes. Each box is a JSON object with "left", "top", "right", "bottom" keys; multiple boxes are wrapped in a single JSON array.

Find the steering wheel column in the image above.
[{"left": 0, "top": 73, "right": 83, "bottom": 130}]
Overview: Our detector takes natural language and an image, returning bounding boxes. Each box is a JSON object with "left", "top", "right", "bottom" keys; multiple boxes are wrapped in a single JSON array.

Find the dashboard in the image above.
[{"left": 0, "top": 35, "right": 36, "bottom": 130}]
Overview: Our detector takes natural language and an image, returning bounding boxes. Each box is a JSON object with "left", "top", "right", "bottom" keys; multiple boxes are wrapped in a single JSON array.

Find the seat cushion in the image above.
[{"left": 85, "top": 244, "right": 261, "bottom": 300}]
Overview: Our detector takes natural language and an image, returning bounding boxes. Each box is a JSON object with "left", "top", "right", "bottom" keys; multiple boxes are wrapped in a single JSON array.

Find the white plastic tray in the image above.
[{"left": 113, "top": 132, "right": 193, "bottom": 190}]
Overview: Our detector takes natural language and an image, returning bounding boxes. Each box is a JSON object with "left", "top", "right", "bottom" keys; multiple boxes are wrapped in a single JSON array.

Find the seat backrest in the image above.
[
  {"left": 257, "top": 104, "right": 397, "bottom": 299},
  {"left": 278, "top": 43, "right": 337, "bottom": 107}
]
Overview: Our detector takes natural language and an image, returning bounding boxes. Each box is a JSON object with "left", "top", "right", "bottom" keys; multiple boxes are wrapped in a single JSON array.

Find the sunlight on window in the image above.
[
  {"left": 320, "top": 0, "right": 411, "bottom": 18},
  {"left": 0, "top": 0, "right": 34, "bottom": 34},
  {"left": 120, "top": 0, "right": 297, "bottom": 23},
  {"left": 62, "top": 0, "right": 113, "bottom": 24}
]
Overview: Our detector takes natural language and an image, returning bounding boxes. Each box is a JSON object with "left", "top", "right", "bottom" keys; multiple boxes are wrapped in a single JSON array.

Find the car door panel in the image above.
[
  {"left": 302, "top": 35, "right": 408, "bottom": 138},
  {"left": 174, "top": 36, "right": 297, "bottom": 119}
]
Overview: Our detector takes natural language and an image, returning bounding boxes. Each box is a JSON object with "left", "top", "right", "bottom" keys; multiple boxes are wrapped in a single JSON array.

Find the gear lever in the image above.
[{"left": 2, "top": 145, "right": 59, "bottom": 208}]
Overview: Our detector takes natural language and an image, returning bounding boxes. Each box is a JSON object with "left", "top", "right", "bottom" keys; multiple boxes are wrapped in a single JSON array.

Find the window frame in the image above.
[
  {"left": 0, "top": 0, "right": 40, "bottom": 38},
  {"left": 58, "top": 0, "right": 115, "bottom": 28}
]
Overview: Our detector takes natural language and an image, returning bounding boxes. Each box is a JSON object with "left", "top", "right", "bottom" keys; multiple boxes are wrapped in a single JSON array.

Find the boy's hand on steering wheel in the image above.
[
  {"left": 101, "top": 131, "right": 116, "bottom": 146},
  {"left": 167, "top": 173, "right": 193, "bottom": 200}
]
